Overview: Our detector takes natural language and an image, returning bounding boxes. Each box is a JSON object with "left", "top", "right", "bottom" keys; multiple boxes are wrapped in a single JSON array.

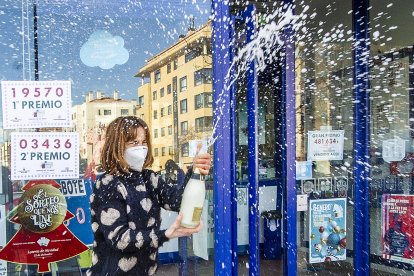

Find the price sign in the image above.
[
  {"left": 11, "top": 132, "right": 79, "bottom": 180},
  {"left": 307, "top": 130, "right": 344, "bottom": 161},
  {"left": 1, "top": 81, "right": 72, "bottom": 129}
]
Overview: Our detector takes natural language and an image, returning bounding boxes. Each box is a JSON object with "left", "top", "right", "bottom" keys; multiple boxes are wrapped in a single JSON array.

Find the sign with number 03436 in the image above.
[
  {"left": 1, "top": 81, "right": 72, "bottom": 129},
  {"left": 11, "top": 132, "right": 79, "bottom": 180}
]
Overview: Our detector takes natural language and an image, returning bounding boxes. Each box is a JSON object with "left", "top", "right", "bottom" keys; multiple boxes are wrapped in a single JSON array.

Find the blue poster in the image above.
[
  {"left": 58, "top": 178, "right": 94, "bottom": 246},
  {"left": 309, "top": 198, "right": 347, "bottom": 263}
]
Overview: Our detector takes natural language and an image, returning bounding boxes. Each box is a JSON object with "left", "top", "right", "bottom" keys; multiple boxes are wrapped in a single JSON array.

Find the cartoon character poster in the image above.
[
  {"left": 309, "top": 198, "right": 347, "bottom": 263},
  {"left": 382, "top": 194, "right": 414, "bottom": 264}
]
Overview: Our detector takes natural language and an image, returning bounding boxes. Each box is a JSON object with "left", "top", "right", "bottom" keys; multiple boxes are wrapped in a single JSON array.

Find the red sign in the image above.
[
  {"left": 0, "top": 180, "right": 88, "bottom": 272},
  {"left": 382, "top": 194, "right": 414, "bottom": 265}
]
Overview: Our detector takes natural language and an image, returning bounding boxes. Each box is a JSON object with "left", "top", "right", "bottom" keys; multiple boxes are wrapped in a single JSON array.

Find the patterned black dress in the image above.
[{"left": 87, "top": 169, "right": 189, "bottom": 275}]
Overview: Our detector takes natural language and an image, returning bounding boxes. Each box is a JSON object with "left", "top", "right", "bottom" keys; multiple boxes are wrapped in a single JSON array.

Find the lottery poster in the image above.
[
  {"left": 309, "top": 198, "right": 347, "bottom": 263},
  {"left": 382, "top": 194, "right": 414, "bottom": 265}
]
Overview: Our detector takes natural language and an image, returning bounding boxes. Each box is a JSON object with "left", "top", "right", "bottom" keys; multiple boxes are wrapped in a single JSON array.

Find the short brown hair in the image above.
[{"left": 100, "top": 116, "right": 154, "bottom": 175}]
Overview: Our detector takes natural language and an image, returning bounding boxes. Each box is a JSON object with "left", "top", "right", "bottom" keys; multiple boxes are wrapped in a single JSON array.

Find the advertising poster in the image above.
[
  {"left": 382, "top": 194, "right": 414, "bottom": 264},
  {"left": 307, "top": 130, "right": 344, "bottom": 161},
  {"left": 1, "top": 80, "right": 72, "bottom": 129},
  {"left": 59, "top": 178, "right": 94, "bottom": 246},
  {"left": 0, "top": 180, "right": 88, "bottom": 272},
  {"left": 11, "top": 132, "right": 79, "bottom": 180},
  {"left": 309, "top": 198, "right": 347, "bottom": 263}
]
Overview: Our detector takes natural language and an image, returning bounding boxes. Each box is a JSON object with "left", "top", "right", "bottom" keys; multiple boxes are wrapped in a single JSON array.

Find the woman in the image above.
[{"left": 88, "top": 116, "right": 211, "bottom": 275}]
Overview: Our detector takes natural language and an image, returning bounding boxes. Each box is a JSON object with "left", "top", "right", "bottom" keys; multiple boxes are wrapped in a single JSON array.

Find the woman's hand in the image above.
[
  {"left": 193, "top": 153, "right": 211, "bottom": 175},
  {"left": 165, "top": 214, "right": 203, "bottom": 239}
]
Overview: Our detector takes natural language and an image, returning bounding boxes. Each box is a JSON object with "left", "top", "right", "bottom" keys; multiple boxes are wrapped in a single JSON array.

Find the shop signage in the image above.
[
  {"left": 382, "top": 194, "right": 414, "bottom": 264},
  {"left": 296, "top": 161, "right": 312, "bottom": 180},
  {"left": 11, "top": 132, "right": 79, "bottom": 180},
  {"left": 382, "top": 137, "right": 406, "bottom": 163},
  {"left": 59, "top": 178, "right": 94, "bottom": 245},
  {"left": 0, "top": 180, "right": 88, "bottom": 272},
  {"left": 301, "top": 176, "right": 348, "bottom": 197},
  {"left": 1, "top": 81, "right": 72, "bottom": 129},
  {"left": 309, "top": 198, "right": 347, "bottom": 263},
  {"left": 307, "top": 130, "right": 344, "bottom": 161}
]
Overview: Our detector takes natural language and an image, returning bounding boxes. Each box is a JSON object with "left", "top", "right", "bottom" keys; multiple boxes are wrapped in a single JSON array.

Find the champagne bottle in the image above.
[{"left": 180, "top": 167, "right": 206, "bottom": 228}]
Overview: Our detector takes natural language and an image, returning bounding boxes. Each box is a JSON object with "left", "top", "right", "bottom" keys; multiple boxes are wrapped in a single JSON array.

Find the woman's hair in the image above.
[{"left": 100, "top": 116, "right": 154, "bottom": 175}]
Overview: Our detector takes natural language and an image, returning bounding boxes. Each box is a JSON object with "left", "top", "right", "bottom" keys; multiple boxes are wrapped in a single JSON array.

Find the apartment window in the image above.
[
  {"left": 104, "top": 110, "right": 112, "bottom": 115},
  {"left": 161, "top": 127, "right": 165, "bottom": 137},
  {"left": 173, "top": 77, "right": 177, "bottom": 92},
  {"left": 173, "top": 59, "right": 178, "bottom": 70},
  {"left": 162, "top": 147, "right": 166, "bottom": 156},
  {"left": 154, "top": 148, "right": 158, "bottom": 157},
  {"left": 168, "top": 125, "right": 172, "bottom": 135},
  {"left": 153, "top": 91, "right": 157, "bottom": 100},
  {"left": 195, "top": 116, "right": 213, "bottom": 132},
  {"left": 168, "top": 105, "right": 172, "bottom": 115},
  {"left": 180, "top": 76, "right": 187, "bottom": 92},
  {"left": 185, "top": 49, "right": 199, "bottom": 63},
  {"left": 180, "top": 99, "right": 187, "bottom": 114},
  {"left": 167, "top": 63, "right": 171, "bottom": 74},
  {"left": 181, "top": 143, "right": 189, "bottom": 157},
  {"left": 154, "top": 129, "right": 158, "bottom": 138},
  {"left": 194, "top": 68, "right": 213, "bottom": 86},
  {"left": 161, "top": 107, "right": 165, "bottom": 117},
  {"left": 138, "top": 96, "right": 144, "bottom": 106},
  {"left": 153, "top": 110, "right": 157, "bottom": 119},
  {"left": 160, "top": 87, "right": 165, "bottom": 98},
  {"left": 195, "top": 92, "right": 213, "bottom": 109},
  {"left": 167, "top": 84, "right": 172, "bottom": 95},
  {"left": 169, "top": 146, "right": 173, "bottom": 155},
  {"left": 121, "top": 109, "right": 129, "bottom": 115},
  {"left": 180, "top": 121, "right": 188, "bottom": 136},
  {"left": 154, "top": 69, "right": 161, "bottom": 83}
]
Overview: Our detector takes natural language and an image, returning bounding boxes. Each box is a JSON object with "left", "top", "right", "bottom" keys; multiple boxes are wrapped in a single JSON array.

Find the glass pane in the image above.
[
  {"left": 369, "top": 0, "right": 414, "bottom": 274},
  {"left": 296, "top": 0, "right": 354, "bottom": 274},
  {"left": 0, "top": 0, "right": 213, "bottom": 275}
]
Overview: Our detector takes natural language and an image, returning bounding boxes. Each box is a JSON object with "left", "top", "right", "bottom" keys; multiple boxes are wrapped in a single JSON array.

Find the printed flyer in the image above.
[
  {"left": 309, "top": 198, "right": 347, "bottom": 263},
  {"left": 382, "top": 194, "right": 414, "bottom": 264}
]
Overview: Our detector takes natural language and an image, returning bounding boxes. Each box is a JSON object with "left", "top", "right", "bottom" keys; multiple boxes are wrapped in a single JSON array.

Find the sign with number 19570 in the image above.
[
  {"left": 1, "top": 81, "right": 72, "bottom": 129},
  {"left": 11, "top": 132, "right": 79, "bottom": 180}
]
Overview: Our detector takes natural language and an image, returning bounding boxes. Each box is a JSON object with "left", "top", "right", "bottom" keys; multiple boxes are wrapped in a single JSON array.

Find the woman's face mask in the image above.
[{"left": 124, "top": 146, "right": 148, "bottom": 172}]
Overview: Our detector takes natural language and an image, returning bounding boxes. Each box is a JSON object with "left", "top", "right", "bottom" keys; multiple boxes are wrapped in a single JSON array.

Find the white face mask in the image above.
[{"left": 124, "top": 146, "right": 148, "bottom": 172}]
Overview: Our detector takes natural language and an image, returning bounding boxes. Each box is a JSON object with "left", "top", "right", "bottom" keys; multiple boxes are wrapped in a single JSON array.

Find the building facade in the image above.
[{"left": 135, "top": 22, "right": 213, "bottom": 170}]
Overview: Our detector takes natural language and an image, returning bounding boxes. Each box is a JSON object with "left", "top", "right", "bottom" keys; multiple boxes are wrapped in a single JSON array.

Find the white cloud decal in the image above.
[{"left": 80, "top": 30, "right": 129, "bottom": 69}]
